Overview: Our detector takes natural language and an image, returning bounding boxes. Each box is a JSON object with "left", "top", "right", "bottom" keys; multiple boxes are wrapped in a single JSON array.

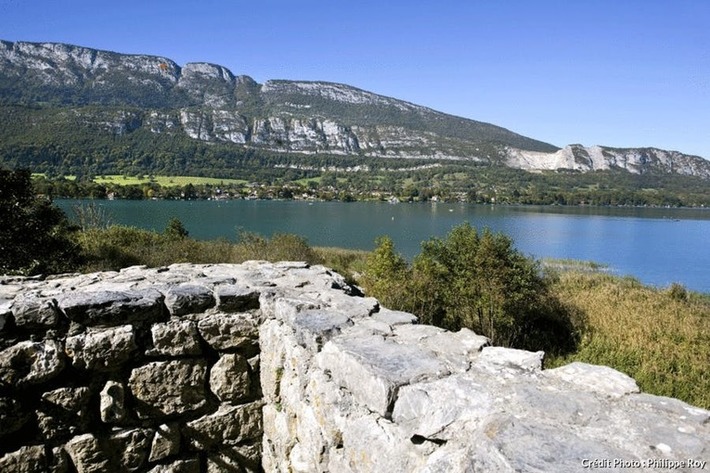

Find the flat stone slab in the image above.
[
  {"left": 318, "top": 334, "right": 450, "bottom": 416},
  {"left": 57, "top": 288, "right": 165, "bottom": 327}
]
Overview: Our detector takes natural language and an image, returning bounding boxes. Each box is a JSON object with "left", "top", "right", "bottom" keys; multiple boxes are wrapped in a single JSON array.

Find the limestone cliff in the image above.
[
  {"left": 3, "top": 39, "right": 709, "bottom": 178},
  {"left": 1, "top": 263, "right": 708, "bottom": 472}
]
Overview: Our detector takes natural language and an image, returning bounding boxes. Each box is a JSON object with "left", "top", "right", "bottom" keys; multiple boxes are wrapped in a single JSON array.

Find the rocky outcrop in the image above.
[
  {"left": 506, "top": 144, "right": 710, "bottom": 178},
  {"left": 0, "top": 262, "right": 708, "bottom": 472}
]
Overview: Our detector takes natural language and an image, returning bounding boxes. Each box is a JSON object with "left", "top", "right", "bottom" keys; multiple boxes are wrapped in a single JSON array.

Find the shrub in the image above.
[
  {"left": 362, "top": 223, "right": 581, "bottom": 352},
  {"left": 0, "top": 168, "right": 82, "bottom": 275}
]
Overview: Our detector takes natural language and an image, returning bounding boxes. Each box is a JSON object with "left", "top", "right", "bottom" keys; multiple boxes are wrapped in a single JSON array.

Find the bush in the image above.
[
  {"left": 0, "top": 168, "right": 82, "bottom": 275},
  {"left": 362, "top": 223, "right": 581, "bottom": 352}
]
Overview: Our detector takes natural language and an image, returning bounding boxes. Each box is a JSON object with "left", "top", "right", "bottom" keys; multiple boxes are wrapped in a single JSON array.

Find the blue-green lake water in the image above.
[{"left": 57, "top": 199, "right": 710, "bottom": 293}]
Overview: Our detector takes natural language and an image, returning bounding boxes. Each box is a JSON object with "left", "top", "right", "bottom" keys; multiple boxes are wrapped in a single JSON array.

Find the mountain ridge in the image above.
[{"left": 1, "top": 39, "right": 709, "bottom": 180}]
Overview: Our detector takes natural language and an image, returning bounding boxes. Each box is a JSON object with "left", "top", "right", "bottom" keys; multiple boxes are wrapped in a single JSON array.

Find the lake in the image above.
[{"left": 56, "top": 199, "right": 710, "bottom": 294}]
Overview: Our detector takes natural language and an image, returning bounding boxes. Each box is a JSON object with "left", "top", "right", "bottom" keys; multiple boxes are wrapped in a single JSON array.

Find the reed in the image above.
[{"left": 546, "top": 271, "right": 710, "bottom": 409}]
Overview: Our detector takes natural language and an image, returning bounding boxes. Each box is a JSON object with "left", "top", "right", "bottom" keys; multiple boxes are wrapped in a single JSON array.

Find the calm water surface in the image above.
[{"left": 57, "top": 200, "right": 710, "bottom": 293}]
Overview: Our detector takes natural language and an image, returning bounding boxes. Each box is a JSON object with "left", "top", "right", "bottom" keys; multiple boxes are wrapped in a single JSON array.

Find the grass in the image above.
[
  {"left": 93, "top": 175, "right": 248, "bottom": 187},
  {"left": 546, "top": 271, "right": 710, "bottom": 409}
]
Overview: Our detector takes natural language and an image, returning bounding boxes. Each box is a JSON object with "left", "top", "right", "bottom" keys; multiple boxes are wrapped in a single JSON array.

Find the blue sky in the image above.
[{"left": 1, "top": 0, "right": 709, "bottom": 158}]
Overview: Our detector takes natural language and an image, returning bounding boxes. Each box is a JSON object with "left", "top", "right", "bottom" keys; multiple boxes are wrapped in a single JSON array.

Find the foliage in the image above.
[
  {"left": 73, "top": 201, "right": 113, "bottom": 231},
  {"left": 164, "top": 217, "right": 189, "bottom": 240},
  {"left": 362, "top": 224, "right": 582, "bottom": 352},
  {"left": 360, "top": 236, "right": 410, "bottom": 309},
  {"left": 546, "top": 271, "right": 710, "bottom": 409},
  {"left": 76, "top": 226, "right": 324, "bottom": 272},
  {"left": 0, "top": 168, "right": 82, "bottom": 275}
]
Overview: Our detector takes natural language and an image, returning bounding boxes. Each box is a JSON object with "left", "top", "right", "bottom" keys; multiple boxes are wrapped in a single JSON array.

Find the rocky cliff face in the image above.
[
  {"left": 1, "top": 39, "right": 709, "bottom": 178},
  {"left": 1, "top": 262, "right": 708, "bottom": 472},
  {"left": 507, "top": 144, "right": 710, "bottom": 178}
]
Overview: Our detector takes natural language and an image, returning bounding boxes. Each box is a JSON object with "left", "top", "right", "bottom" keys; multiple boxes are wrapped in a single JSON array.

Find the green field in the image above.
[{"left": 93, "top": 175, "right": 248, "bottom": 187}]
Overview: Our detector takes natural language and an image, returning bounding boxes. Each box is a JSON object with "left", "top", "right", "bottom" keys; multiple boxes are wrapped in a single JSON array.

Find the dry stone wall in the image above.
[{"left": 1, "top": 262, "right": 708, "bottom": 473}]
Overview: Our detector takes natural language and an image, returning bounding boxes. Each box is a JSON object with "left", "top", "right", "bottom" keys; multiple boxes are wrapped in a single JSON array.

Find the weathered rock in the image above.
[
  {"left": 215, "top": 285, "right": 260, "bottom": 312},
  {"left": 163, "top": 284, "right": 215, "bottom": 316},
  {"left": 99, "top": 381, "right": 126, "bottom": 423},
  {"left": 10, "top": 292, "right": 61, "bottom": 329},
  {"left": 129, "top": 360, "right": 208, "bottom": 419},
  {"left": 57, "top": 288, "right": 164, "bottom": 327},
  {"left": 149, "top": 423, "right": 181, "bottom": 462},
  {"left": 65, "top": 433, "right": 110, "bottom": 473},
  {"left": 148, "top": 319, "right": 201, "bottom": 356},
  {"left": 65, "top": 325, "right": 137, "bottom": 371},
  {"left": 39, "top": 387, "right": 92, "bottom": 440},
  {"left": 197, "top": 313, "right": 258, "bottom": 351},
  {"left": 146, "top": 458, "right": 200, "bottom": 473},
  {"left": 0, "top": 445, "right": 47, "bottom": 472},
  {"left": 209, "top": 353, "right": 251, "bottom": 402},
  {"left": 207, "top": 445, "right": 261, "bottom": 473},
  {"left": 478, "top": 346, "right": 545, "bottom": 372},
  {"left": 371, "top": 307, "right": 417, "bottom": 326},
  {"left": 108, "top": 428, "right": 153, "bottom": 471},
  {"left": 185, "top": 401, "right": 263, "bottom": 450},
  {"left": 545, "top": 361, "right": 640, "bottom": 398},
  {"left": 292, "top": 309, "right": 353, "bottom": 350},
  {"left": 0, "top": 339, "right": 65, "bottom": 387},
  {"left": 317, "top": 334, "right": 450, "bottom": 416}
]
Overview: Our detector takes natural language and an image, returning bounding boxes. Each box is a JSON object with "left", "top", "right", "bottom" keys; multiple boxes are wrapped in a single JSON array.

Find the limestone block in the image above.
[
  {"left": 149, "top": 423, "right": 181, "bottom": 462},
  {"left": 129, "top": 360, "right": 207, "bottom": 419},
  {"left": 394, "top": 325, "right": 489, "bottom": 372},
  {"left": 317, "top": 334, "right": 450, "bottom": 416},
  {"left": 215, "top": 285, "right": 260, "bottom": 312},
  {"left": 146, "top": 459, "right": 200, "bottom": 473},
  {"left": 65, "top": 433, "right": 111, "bottom": 473},
  {"left": 11, "top": 292, "right": 61, "bottom": 329},
  {"left": 39, "top": 387, "right": 92, "bottom": 440},
  {"left": 371, "top": 307, "right": 417, "bottom": 326},
  {"left": 0, "top": 445, "right": 47, "bottom": 472},
  {"left": 209, "top": 353, "right": 251, "bottom": 402},
  {"left": 476, "top": 415, "right": 639, "bottom": 472},
  {"left": 100, "top": 380, "right": 126, "bottom": 423},
  {"left": 65, "top": 325, "right": 137, "bottom": 371},
  {"left": 197, "top": 313, "right": 258, "bottom": 351},
  {"left": 108, "top": 428, "right": 153, "bottom": 471},
  {"left": 207, "top": 445, "right": 261, "bottom": 473},
  {"left": 477, "top": 346, "right": 545, "bottom": 372},
  {"left": 0, "top": 339, "right": 65, "bottom": 387},
  {"left": 58, "top": 288, "right": 164, "bottom": 327},
  {"left": 163, "top": 284, "right": 215, "bottom": 316},
  {"left": 544, "top": 362, "right": 639, "bottom": 398},
  {"left": 0, "top": 395, "right": 29, "bottom": 438},
  {"left": 259, "top": 320, "right": 286, "bottom": 402},
  {"left": 393, "top": 374, "right": 494, "bottom": 441},
  {"left": 292, "top": 309, "right": 353, "bottom": 350},
  {"left": 50, "top": 446, "right": 71, "bottom": 473},
  {"left": 148, "top": 319, "right": 201, "bottom": 356},
  {"left": 185, "top": 401, "right": 263, "bottom": 450}
]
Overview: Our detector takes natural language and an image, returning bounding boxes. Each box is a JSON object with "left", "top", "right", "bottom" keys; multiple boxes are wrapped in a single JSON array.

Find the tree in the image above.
[
  {"left": 164, "top": 217, "right": 189, "bottom": 240},
  {"left": 0, "top": 168, "right": 82, "bottom": 275},
  {"left": 362, "top": 223, "right": 579, "bottom": 352}
]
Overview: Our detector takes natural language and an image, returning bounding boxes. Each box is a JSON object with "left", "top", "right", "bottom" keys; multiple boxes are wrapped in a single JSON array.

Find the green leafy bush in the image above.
[
  {"left": 362, "top": 223, "right": 582, "bottom": 352},
  {"left": 0, "top": 168, "right": 82, "bottom": 275}
]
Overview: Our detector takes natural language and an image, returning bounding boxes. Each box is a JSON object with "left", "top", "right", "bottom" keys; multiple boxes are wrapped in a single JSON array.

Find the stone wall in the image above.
[{"left": 1, "top": 262, "right": 708, "bottom": 472}]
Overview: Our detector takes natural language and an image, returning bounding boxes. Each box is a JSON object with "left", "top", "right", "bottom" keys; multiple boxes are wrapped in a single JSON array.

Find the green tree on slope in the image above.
[{"left": 0, "top": 168, "right": 81, "bottom": 275}]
